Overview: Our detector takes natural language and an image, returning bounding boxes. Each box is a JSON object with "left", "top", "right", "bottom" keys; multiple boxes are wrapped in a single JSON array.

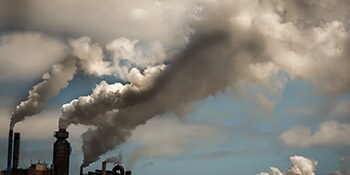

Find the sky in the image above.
[{"left": 0, "top": 0, "right": 350, "bottom": 175}]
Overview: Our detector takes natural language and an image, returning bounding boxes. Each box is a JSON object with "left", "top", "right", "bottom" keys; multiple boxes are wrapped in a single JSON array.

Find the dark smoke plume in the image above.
[{"left": 60, "top": 19, "right": 271, "bottom": 166}]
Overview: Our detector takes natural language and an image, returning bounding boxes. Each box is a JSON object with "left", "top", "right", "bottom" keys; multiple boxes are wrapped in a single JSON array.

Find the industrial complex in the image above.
[{"left": 1, "top": 129, "right": 131, "bottom": 175}]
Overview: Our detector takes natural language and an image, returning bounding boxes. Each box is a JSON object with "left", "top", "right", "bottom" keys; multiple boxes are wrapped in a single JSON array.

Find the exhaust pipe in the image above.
[
  {"left": 7, "top": 130, "right": 13, "bottom": 175},
  {"left": 12, "top": 133, "right": 20, "bottom": 170},
  {"left": 102, "top": 162, "right": 106, "bottom": 175}
]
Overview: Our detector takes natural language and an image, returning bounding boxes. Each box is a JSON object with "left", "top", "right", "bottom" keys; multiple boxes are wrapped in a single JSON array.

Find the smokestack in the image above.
[
  {"left": 53, "top": 129, "right": 71, "bottom": 175},
  {"left": 7, "top": 129, "right": 13, "bottom": 175},
  {"left": 80, "top": 165, "right": 83, "bottom": 175},
  {"left": 12, "top": 133, "right": 20, "bottom": 170},
  {"left": 125, "top": 171, "right": 131, "bottom": 175},
  {"left": 102, "top": 162, "right": 106, "bottom": 175}
]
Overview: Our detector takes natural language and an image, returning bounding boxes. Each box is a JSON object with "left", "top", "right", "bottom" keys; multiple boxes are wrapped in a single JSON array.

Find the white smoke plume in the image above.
[
  {"left": 58, "top": 0, "right": 350, "bottom": 167},
  {"left": 104, "top": 152, "right": 123, "bottom": 165},
  {"left": 10, "top": 57, "right": 77, "bottom": 129},
  {"left": 258, "top": 155, "right": 318, "bottom": 175},
  {"left": 9, "top": 34, "right": 166, "bottom": 130},
  {"left": 69, "top": 37, "right": 112, "bottom": 77}
]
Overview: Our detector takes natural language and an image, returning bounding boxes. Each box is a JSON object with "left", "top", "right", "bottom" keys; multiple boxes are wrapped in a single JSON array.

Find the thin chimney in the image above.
[
  {"left": 12, "top": 133, "right": 20, "bottom": 170},
  {"left": 7, "top": 129, "right": 13, "bottom": 175}
]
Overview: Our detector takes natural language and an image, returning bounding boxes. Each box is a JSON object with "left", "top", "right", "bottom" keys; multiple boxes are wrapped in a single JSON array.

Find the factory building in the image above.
[{"left": 1, "top": 129, "right": 132, "bottom": 175}]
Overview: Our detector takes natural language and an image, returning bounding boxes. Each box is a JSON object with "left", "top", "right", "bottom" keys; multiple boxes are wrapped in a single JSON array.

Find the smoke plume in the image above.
[
  {"left": 61, "top": 25, "right": 269, "bottom": 166},
  {"left": 58, "top": 0, "right": 350, "bottom": 168},
  {"left": 104, "top": 152, "right": 123, "bottom": 165},
  {"left": 10, "top": 57, "right": 77, "bottom": 129}
]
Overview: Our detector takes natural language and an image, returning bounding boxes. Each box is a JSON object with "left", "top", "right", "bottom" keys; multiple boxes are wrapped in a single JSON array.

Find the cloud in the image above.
[
  {"left": 0, "top": 0, "right": 205, "bottom": 47},
  {"left": 126, "top": 116, "right": 229, "bottom": 169},
  {"left": 280, "top": 121, "right": 350, "bottom": 148},
  {"left": 0, "top": 32, "right": 67, "bottom": 81},
  {"left": 258, "top": 155, "right": 317, "bottom": 175}
]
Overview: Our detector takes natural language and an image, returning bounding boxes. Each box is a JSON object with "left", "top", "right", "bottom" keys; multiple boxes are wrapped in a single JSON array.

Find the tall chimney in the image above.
[
  {"left": 7, "top": 129, "right": 13, "bottom": 175},
  {"left": 12, "top": 133, "right": 20, "bottom": 170},
  {"left": 102, "top": 162, "right": 106, "bottom": 175},
  {"left": 53, "top": 129, "right": 71, "bottom": 175}
]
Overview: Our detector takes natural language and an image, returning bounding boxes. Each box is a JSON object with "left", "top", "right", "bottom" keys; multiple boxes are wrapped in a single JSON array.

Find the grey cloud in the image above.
[
  {"left": 125, "top": 116, "right": 229, "bottom": 169},
  {"left": 0, "top": 32, "right": 67, "bottom": 81},
  {"left": 0, "top": 0, "right": 204, "bottom": 47},
  {"left": 280, "top": 121, "right": 350, "bottom": 148}
]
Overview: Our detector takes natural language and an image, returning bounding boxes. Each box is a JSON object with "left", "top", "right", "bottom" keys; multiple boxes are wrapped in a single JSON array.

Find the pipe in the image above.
[
  {"left": 12, "top": 133, "right": 20, "bottom": 170},
  {"left": 7, "top": 129, "right": 13, "bottom": 175},
  {"left": 102, "top": 162, "right": 106, "bottom": 175}
]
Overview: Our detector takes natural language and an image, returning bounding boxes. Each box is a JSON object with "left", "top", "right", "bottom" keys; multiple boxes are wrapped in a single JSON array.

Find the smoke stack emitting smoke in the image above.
[{"left": 10, "top": 57, "right": 77, "bottom": 129}]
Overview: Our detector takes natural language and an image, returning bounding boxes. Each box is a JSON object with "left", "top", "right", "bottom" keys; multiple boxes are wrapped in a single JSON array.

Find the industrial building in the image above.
[{"left": 1, "top": 129, "right": 131, "bottom": 175}]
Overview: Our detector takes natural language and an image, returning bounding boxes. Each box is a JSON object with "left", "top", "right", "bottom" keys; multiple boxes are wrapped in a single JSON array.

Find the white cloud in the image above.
[
  {"left": 0, "top": 32, "right": 67, "bottom": 81},
  {"left": 258, "top": 155, "right": 317, "bottom": 175},
  {"left": 280, "top": 121, "right": 350, "bottom": 148}
]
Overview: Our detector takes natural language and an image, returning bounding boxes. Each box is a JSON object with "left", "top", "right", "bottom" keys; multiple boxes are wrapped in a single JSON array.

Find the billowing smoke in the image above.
[
  {"left": 258, "top": 155, "right": 318, "bottom": 175},
  {"left": 60, "top": 22, "right": 273, "bottom": 166},
  {"left": 58, "top": 0, "right": 350, "bottom": 168},
  {"left": 10, "top": 57, "right": 77, "bottom": 129},
  {"left": 8, "top": 36, "right": 105, "bottom": 129},
  {"left": 9, "top": 34, "right": 163, "bottom": 129}
]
